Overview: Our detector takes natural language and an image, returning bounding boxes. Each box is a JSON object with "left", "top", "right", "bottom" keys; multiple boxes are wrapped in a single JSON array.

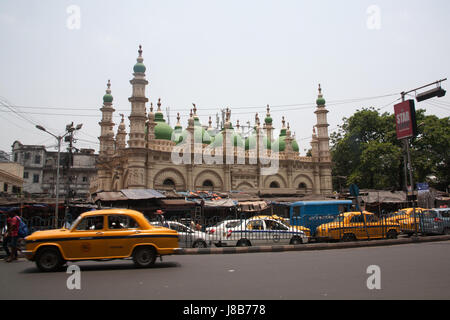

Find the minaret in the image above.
[
  {"left": 264, "top": 105, "right": 274, "bottom": 142},
  {"left": 127, "top": 45, "right": 149, "bottom": 189},
  {"left": 147, "top": 102, "right": 156, "bottom": 143},
  {"left": 97, "top": 79, "right": 115, "bottom": 192},
  {"left": 116, "top": 114, "right": 127, "bottom": 151},
  {"left": 314, "top": 84, "right": 332, "bottom": 194},
  {"left": 128, "top": 45, "right": 149, "bottom": 149},
  {"left": 99, "top": 79, "right": 115, "bottom": 157}
]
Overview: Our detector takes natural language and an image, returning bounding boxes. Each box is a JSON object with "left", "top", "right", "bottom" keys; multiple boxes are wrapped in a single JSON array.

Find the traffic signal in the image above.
[{"left": 416, "top": 86, "right": 446, "bottom": 102}]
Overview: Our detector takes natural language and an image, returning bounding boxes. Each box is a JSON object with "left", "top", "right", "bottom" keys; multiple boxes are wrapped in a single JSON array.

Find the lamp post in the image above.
[{"left": 36, "top": 123, "right": 83, "bottom": 228}]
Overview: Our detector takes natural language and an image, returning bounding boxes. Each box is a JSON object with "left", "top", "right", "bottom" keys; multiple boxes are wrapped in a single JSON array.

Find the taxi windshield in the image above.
[{"left": 69, "top": 216, "right": 82, "bottom": 230}]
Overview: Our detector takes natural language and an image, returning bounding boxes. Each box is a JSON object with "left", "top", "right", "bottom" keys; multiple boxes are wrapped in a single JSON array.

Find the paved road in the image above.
[{"left": 1, "top": 241, "right": 449, "bottom": 300}]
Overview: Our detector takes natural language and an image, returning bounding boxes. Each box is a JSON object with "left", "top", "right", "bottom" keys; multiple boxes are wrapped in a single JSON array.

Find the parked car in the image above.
[
  {"left": 397, "top": 208, "right": 426, "bottom": 236},
  {"left": 215, "top": 218, "right": 308, "bottom": 247},
  {"left": 249, "top": 215, "right": 311, "bottom": 238},
  {"left": 164, "top": 220, "right": 215, "bottom": 248},
  {"left": 418, "top": 208, "right": 450, "bottom": 235},
  {"left": 206, "top": 219, "right": 242, "bottom": 235},
  {"left": 315, "top": 211, "right": 400, "bottom": 242},
  {"left": 23, "top": 209, "right": 179, "bottom": 272}
]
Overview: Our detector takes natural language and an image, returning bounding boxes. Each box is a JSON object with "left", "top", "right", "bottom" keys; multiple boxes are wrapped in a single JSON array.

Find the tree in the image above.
[{"left": 330, "top": 108, "right": 449, "bottom": 191}]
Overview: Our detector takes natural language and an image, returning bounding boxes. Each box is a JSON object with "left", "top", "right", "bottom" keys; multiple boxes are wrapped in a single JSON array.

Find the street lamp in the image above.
[{"left": 36, "top": 123, "right": 83, "bottom": 228}]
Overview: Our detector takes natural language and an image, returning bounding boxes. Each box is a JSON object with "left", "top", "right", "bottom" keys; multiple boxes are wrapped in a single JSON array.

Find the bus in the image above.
[{"left": 288, "top": 200, "right": 353, "bottom": 237}]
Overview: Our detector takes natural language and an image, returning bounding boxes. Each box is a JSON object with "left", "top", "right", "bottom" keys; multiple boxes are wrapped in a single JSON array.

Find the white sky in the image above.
[{"left": 0, "top": 0, "right": 449, "bottom": 155}]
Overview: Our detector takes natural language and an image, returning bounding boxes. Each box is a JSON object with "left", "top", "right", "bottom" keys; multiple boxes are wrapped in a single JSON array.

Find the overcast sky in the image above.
[{"left": 0, "top": 0, "right": 449, "bottom": 155}]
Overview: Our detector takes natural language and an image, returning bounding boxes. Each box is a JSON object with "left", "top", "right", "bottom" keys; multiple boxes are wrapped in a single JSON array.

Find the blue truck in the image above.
[{"left": 286, "top": 200, "right": 353, "bottom": 237}]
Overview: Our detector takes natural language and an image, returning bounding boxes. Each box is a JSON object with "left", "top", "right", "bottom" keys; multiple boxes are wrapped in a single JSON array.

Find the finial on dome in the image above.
[
  {"left": 318, "top": 83, "right": 322, "bottom": 95},
  {"left": 208, "top": 116, "right": 212, "bottom": 128},
  {"left": 282, "top": 116, "right": 286, "bottom": 128},
  {"left": 192, "top": 103, "right": 197, "bottom": 116},
  {"left": 138, "top": 45, "right": 143, "bottom": 57},
  {"left": 150, "top": 102, "right": 154, "bottom": 113}
]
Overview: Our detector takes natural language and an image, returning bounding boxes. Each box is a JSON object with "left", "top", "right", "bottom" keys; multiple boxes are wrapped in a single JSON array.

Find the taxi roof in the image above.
[{"left": 80, "top": 208, "right": 144, "bottom": 218}]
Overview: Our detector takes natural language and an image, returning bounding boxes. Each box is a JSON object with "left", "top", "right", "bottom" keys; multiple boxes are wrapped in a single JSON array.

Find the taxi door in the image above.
[
  {"left": 264, "top": 220, "right": 290, "bottom": 245},
  {"left": 104, "top": 214, "right": 141, "bottom": 257},
  {"left": 365, "top": 214, "right": 383, "bottom": 239},
  {"left": 65, "top": 215, "right": 108, "bottom": 259}
]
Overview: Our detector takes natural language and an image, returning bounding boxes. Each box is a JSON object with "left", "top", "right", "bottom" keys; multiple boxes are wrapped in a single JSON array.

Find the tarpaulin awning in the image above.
[
  {"left": 121, "top": 189, "right": 166, "bottom": 200},
  {"left": 360, "top": 191, "right": 407, "bottom": 204},
  {"left": 201, "top": 198, "right": 237, "bottom": 208},
  {"left": 238, "top": 201, "right": 269, "bottom": 212},
  {"left": 93, "top": 192, "right": 128, "bottom": 202},
  {"left": 159, "top": 199, "right": 196, "bottom": 207}
]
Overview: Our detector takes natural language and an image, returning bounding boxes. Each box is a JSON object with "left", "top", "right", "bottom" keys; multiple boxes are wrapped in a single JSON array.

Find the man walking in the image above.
[{"left": 4, "top": 211, "right": 20, "bottom": 262}]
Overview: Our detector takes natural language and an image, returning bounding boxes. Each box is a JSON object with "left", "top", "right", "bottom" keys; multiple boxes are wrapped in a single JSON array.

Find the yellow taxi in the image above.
[
  {"left": 316, "top": 211, "right": 400, "bottom": 242},
  {"left": 250, "top": 215, "right": 311, "bottom": 238},
  {"left": 23, "top": 209, "right": 179, "bottom": 272},
  {"left": 395, "top": 208, "right": 425, "bottom": 235}
]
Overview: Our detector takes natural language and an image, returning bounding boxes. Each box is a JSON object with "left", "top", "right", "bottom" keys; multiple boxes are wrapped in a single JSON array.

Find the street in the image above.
[{"left": 1, "top": 241, "right": 449, "bottom": 300}]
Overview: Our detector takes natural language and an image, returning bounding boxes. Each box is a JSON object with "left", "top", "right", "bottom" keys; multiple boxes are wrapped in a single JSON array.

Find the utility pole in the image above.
[
  {"left": 396, "top": 78, "right": 447, "bottom": 236},
  {"left": 36, "top": 123, "right": 82, "bottom": 228}
]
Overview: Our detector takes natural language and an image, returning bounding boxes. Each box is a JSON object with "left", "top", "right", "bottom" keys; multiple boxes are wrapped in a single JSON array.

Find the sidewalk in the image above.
[
  {"left": 175, "top": 235, "right": 450, "bottom": 255},
  {"left": 3, "top": 235, "right": 450, "bottom": 259}
]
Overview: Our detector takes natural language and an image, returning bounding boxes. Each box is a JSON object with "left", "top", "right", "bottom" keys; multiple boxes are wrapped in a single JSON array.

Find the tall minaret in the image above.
[
  {"left": 128, "top": 45, "right": 149, "bottom": 149},
  {"left": 97, "top": 80, "right": 115, "bottom": 192},
  {"left": 127, "top": 45, "right": 149, "bottom": 189},
  {"left": 99, "top": 79, "right": 115, "bottom": 157},
  {"left": 314, "top": 84, "right": 332, "bottom": 194},
  {"left": 314, "top": 84, "right": 331, "bottom": 162}
]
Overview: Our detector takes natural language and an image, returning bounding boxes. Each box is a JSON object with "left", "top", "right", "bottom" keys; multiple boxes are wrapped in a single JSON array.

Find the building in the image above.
[
  {"left": 11, "top": 141, "right": 97, "bottom": 198},
  {"left": 92, "top": 46, "right": 333, "bottom": 196},
  {"left": 0, "top": 162, "right": 24, "bottom": 195}
]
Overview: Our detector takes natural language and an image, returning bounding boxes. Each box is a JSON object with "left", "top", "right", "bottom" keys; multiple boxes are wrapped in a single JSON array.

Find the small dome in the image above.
[
  {"left": 103, "top": 93, "right": 113, "bottom": 103},
  {"left": 316, "top": 97, "right": 326, "bottom": 106},
  {"left": 133, "top": 62, "right": 146, "bottom": 73},
  {"left": 264, "top": 116, "right": 273, "bottom": 125}
]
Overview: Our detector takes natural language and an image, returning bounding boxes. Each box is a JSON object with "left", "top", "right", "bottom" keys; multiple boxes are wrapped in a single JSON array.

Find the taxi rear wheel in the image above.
[
  {"left": 386, "top": 230, "right": 398, "bottom": 239},
  {"left": 132, "top": 246, "right": 156, "bottom": 268},
  {"left": 35, "top": 247, "right": 64, "bottom": 272},
  {"left": 342, "top": 234, "right": 356, "bottom": 242},
  {"left": 236, "top": 239, "right": 251, "bottom": 247},
  {"left": 192, "top": 240, "right": 207, "bottom": 248},
  {"left": 290, "top": 237, "right": 303, "bottom": 245}
]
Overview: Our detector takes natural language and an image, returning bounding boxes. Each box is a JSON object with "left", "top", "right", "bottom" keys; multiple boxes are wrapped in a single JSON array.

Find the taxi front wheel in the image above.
[
  {"left": 35, "top": 247, "right": 64, "bottom": 272},
  {"left": 132, "top": 246, "right": 156, "bottom": 268}
]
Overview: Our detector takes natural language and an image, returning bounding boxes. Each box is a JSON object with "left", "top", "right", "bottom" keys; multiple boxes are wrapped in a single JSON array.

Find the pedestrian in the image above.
[{"left": 4, "top": 211, "right": 20, "bottom": 262}]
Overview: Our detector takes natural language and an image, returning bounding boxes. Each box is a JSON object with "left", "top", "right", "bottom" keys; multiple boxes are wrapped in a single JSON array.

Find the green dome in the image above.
[
  {"left": 103, "top": 94, "right": 113, "bottom": 103},
  {"left": 210, "top": 130, "right": 244, "bottom": 148},
  {"left": 265, "top": 116, "right": 273, "bottom": 125},
  {"left": 244, "top": 133, "right": 271, "bottom": 150},
  {"left": 153, "top": 115, "right": 173, "bottom": 141},
  {"left": 133, "top": 62, "right": 146, "bottom": 73},
  {"left": 272, "top": 136, "right": 299, "bottom": 153},
  {"left": 177, "top": 127, "right": 212, "bottom": 145},
  {"left": 172, "top": 125, "right": 183, "bottom": 143},
  {"left": 316, "top": 97, "right": 326, "bottom": 106}
]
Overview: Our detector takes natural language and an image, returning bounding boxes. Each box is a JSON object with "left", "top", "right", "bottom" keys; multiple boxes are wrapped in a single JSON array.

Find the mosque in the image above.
[{"left": 92, "top": 46, "right": 333, "bottom": 196}]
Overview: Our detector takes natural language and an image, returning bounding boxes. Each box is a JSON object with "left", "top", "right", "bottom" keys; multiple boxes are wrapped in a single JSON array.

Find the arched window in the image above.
[
  {"left": 202, "top": 180, "right": 214, "bottom": 189},
  {"left": 298, "top": 182, "right": 307, "bottom": 192},
  {"left": 163, "top": 178, "right": 175, "bottom": 188},
  {"left": 270, "top": 181, "right": 280, "bottom": 189}
]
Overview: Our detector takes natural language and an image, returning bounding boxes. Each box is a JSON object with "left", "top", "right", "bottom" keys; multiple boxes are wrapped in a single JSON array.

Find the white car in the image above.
[
  {"left": 215, "top": 218, "right": 308, "bottom": 247},
  {"left": 165, "top": 221, "right": 215, "bottom": 248},
  {"left": 206, "top": 219, "right": 242, "bottom": 235}
]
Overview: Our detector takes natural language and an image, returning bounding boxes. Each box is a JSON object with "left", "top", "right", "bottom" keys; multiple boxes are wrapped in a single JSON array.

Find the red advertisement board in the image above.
[{"left": 394, "top": 100, "right": 417, "bottom": 140}]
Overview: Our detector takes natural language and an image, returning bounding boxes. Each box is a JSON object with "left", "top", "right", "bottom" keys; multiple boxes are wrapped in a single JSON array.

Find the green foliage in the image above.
[{"left": 331, "top": 107, "right": 450, "bottom": 191}]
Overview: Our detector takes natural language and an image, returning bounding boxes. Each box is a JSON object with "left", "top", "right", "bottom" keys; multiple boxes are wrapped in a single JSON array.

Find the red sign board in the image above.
[{"left": 394, "top": 100, "right": 417, "bottom": 140}]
